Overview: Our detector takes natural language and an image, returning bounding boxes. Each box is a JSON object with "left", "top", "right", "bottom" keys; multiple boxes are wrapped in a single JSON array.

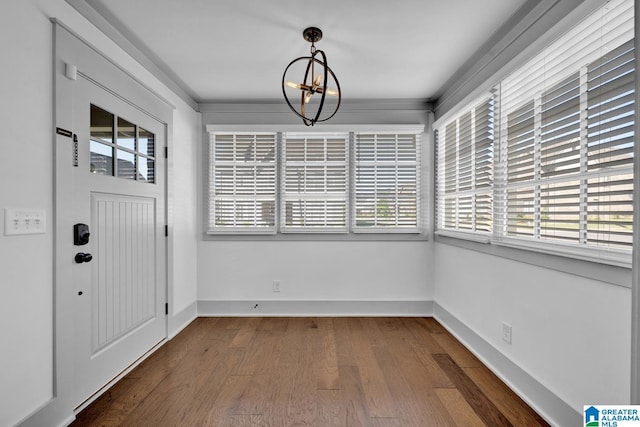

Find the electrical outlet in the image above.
[
  {"left": 4, "top": 208, "right": 46, "bottom": 236},
  {"left": 273, "top": 280, "right": 281, "bottom": 293},
  {"left": 502, "top": 322, "right": 512, "bottom": 344}
]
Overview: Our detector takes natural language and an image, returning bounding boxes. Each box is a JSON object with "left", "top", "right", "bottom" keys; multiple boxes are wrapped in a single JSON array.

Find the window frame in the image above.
[{"left": 204, "top": 124, "right": 427, "bottom": 241}]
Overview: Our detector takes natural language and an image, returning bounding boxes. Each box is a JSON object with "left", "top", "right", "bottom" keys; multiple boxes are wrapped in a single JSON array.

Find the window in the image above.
[
  {"left": 435, "top": 96, "right": 494, "bottom": 235},
  {"left": 206, "top": 127, "right": 423, "bottom": 236},
  {"left": 208, "top": 133, "right": 277, "bottom": 233},
  {"left": 90, "top": 104, "right": 156, "bottom": 183},
  {"left": 281, "top": 133, "right": 349, "bottom": 233},
  {"left": 435, "top": 0, "right": 634, "bottom": 265},
  {"left": 354, "top": 133, "right": 421, "bottom": 233}
]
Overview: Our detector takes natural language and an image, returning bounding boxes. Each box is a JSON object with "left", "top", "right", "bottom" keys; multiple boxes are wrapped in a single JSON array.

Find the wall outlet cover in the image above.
[{"left": 502, "top": 322, "right": 512, "bottom": 344}]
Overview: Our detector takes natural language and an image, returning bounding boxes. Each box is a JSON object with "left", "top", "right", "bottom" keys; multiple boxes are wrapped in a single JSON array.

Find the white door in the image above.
[{"left": 71, "top": 76, "right": 166, "bottom": 407}]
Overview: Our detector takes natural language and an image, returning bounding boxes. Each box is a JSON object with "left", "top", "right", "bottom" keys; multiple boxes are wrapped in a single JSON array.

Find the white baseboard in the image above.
[
  {"left": 433, "top": 302, "right": 580, "bottom": 427},
  {"left": 197, "top": 300, "right": 433, "bottom": 317},
  {"left": 168, "top": 301, "right": 198, "bottom": 339}
]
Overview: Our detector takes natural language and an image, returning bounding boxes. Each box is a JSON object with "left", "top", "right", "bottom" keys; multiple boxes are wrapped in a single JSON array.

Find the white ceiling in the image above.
[{"left": 83, "top": 0, "right": 528, "bottom": 103}]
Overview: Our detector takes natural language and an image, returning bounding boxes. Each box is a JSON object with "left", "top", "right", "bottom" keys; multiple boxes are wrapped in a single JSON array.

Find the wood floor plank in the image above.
[
  {"left": 200, "top": 374, "right": 253, "bottom": 426},
  {"left": 401, "top": 317, "right": 448, "bottom": 354},
  {"left": 360, "top": 317, "right": 386, "bottom": 347},
  {"left": 464, "top": 365, "right": 550, "bottom": 426},
  {"left": 435, "top": 388, "right": 486, "bottom": 427},
  {"left": 257, "top": 317, "right": 289, "bottom": 332},
  {"left": 227, "top": 414, "right": 268, "bottom": 427},
  {"left": 347, "top": 319, "right": 397, "bottom": 418},
  {"left": 73, "top": 318, "right": 547, "bottom": 427},
  {"left": 264, "top": 318, "right": 317, "bottom": 427},
  {"left": 316, "top": 389, "right": 345, "bottom": 427},
  {"left": 417, "top": 317, "right": 449, "bottom": 334},
  {"left": 339, "top": 364, "right": 372, "bottom": 427},
  {"left": 180, "top": 347, "right": 248, "bottom": 425},
  {"left": 232, "top": 330, "right": 284, "bottom": 415},
  {"left": 370, "top": 419, "right": 402, "bottom": 427},
  {"left": 218, "top": 317, "right": 247, "bottom": 330},
  {"left": 229, "top": 317, "right": 261, "bottom": 348},
  {"left": 390, "top": 318, "right": 454, "bottom": 388},
  {"left": 333, "top": 317, "right": 357, "bottom": 367},
  {"left": 286, "top": 321, "right": 317, "bottom": 427},
  {"left": 433, "top": 353, "right": 513, "bottom": 427},
  {"left": 374, "top": 321, "right": 456, "bottom": 426},
  {"left": 232, "top": 328, "right": 283, "bottom": 376},
  {"left": 432, "top": 330, "right": 483, "bottom": 368},
  {"left": 372, "top": 345, "right": 439, "bottom": 426},
  {"left": 315, "top": 317, "right": 340, "bottom": 390}
]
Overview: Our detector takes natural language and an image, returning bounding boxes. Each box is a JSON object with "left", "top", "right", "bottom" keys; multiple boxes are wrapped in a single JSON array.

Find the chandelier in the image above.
[{"left": 282, "top": 27, "right": 341, "bottom": 126}]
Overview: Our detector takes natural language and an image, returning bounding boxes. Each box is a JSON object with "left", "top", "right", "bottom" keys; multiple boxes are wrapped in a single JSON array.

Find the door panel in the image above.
[
  {"left": 72, "top": 76, "right": 166, "bottom": 407},
  {"left": 91, "top": 193, "right": 156, "bottom": 352}
]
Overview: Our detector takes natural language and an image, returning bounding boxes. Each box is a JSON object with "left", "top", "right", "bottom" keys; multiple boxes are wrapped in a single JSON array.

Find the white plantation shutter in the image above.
[
  {"left": 586, "top": 39, "right": 635, "bottom": 249},
  {"left": 208, "top": 133, "right": 277, "bottom": 234},
  {"left": 353, "top": 132, "right": 421, "bottom": 233},
  {"left": 207, "top": 127, "right": 424, "bottom": 237},
  {"left": 435, "top": 0, "right": 634, "bottom": 265},
  {"left": 435, "top": 95, "right": 495, "bottom": 235},
  {"left": 496, "top": 0, "right": 634, "bottom": 261},
  {"left": 281, "top": 133, "right": 349, "bottom": 232}
]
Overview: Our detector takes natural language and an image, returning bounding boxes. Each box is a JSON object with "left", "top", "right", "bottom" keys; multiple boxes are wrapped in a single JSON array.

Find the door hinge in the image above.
[
  {"left": 165, "top": 225, "right": 168, "bottom": 236},
  {"left": 165, "top": 303, "right": 169, "bottom": 315},
  {"left": 164, "top": 146, "right": 168, "bottom": 159}
]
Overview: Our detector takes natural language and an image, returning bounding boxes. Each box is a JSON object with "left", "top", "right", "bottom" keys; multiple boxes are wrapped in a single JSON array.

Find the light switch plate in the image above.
[{"left": 4, "top": 208, "right": 46, "bottom": 236}]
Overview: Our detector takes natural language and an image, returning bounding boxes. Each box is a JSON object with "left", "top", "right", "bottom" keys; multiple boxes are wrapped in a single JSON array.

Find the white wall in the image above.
[
  {"left": 0, "top": 1, "right": 199, "bottom": 426},
  {"left": 0, "top": 3, "right": 55, "bottom": 425},
  {"left": 170, "top": 106, "right": 200, "bottom": 316},
  {"left": 434, "top": 243, "right": 631, "bottom": 413},
  {"left": 198, "top": 241, "right": 432, "bottom": 303}
]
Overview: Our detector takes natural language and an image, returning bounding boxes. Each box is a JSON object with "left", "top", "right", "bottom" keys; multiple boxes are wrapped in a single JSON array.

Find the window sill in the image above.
[
  {"left": 434, "top": 233, "right": 631, "bottom": 288},
  {"left": 434, "top": 229, "right": 491, "bottom": 244},
  {"left": 203, "top": 232, "right": 429, "bottom": 242}
]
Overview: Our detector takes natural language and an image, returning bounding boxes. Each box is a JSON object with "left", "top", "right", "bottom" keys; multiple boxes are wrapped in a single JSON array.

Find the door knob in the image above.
[{"left": 75, "top": 252, "right": 93, "bottom": 263}]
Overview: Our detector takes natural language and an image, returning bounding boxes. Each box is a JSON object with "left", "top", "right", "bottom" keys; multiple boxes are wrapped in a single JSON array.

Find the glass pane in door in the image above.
[
  {"left": 117, "top": 117, "right": 136, "bottom": 151},
  {"left": 90, "top": 105, "right": 114, "bottom": 175}
]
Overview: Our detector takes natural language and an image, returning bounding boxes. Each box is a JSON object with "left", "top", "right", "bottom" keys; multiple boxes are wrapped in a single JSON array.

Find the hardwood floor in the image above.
[{"left": 71, "top": 317, "right": 549, "bottom": 426}]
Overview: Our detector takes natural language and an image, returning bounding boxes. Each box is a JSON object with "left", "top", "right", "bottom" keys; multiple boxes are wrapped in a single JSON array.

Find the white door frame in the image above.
[{"left": 18, "top": 21, "right": 174, "bottom": 427}]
